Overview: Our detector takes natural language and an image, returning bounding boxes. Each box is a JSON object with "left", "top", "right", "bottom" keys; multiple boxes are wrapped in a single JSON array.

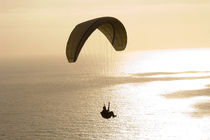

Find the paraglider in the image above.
[
  {"left": 66, "top": 17, "right": 127, "bottom": 119},
  {"left": 101, "top": 102, "right": 117, "bottom": 119},
  {"left": 66, "top": 16, "right": 127, "bottom": 62}
]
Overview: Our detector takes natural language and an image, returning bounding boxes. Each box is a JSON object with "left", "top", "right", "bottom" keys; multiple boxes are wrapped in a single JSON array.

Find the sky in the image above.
[{"left": 0, "top": 0, "right": 210, "bottom": 57}]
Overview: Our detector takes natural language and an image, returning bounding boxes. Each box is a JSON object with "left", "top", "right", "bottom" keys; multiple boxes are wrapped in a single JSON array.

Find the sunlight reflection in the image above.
[
  {"left": 106, "top": 49, "right": 210, "bottom": 139},
  {"left": 119, "top": 49, "right": 210, "bottom": 75}
]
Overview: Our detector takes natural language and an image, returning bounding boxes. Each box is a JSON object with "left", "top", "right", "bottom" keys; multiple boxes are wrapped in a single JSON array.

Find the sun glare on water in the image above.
[
  {"left": 1, "top": 48, "right": 210, "bottom": 139},
  {"left": 103, "top": 49, "right": 210, "bottom": 139}
]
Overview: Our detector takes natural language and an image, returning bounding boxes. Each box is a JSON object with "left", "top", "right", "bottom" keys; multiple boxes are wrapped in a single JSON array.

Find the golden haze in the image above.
[{"left": 0, "top": 0, "right": 210, "bottom": 57}]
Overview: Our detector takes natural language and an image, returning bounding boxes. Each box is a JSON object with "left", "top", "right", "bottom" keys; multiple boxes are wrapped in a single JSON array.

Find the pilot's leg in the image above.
[{"left": 110, "top": 111, "right": 117, "bottom": 117}]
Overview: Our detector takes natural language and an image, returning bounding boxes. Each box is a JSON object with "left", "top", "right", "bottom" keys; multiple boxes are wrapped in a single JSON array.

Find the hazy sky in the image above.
[{"left": 1, "top": 0, "right": 210, "bottom": 57}]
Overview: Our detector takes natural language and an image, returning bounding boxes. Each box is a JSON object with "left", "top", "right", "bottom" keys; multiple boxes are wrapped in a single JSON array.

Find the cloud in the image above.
[
  {"left": 163, "top": 83, "right": 210, "bottom": 117},
  {"left": 192, "top": 101, "right": 210, "bottom": 117}
]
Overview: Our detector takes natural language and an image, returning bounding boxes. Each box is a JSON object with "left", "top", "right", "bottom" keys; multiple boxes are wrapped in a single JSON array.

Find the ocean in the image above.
[{"left": 1, "top": 49, "right": 210, "bottom": 140}]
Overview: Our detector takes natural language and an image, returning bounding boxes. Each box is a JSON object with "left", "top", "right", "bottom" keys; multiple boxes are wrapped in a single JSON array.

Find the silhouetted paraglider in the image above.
[
  {"left": 66, "top": 17, "right": 127, "bottom": 119},
  {"left": 101, "top": 102, "right": 117, "bottom": 119}
]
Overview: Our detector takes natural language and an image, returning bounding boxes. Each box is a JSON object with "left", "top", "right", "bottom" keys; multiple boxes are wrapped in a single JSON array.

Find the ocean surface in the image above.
[{"left": 1, "top": 49, "right": 210, "bottom": 140}]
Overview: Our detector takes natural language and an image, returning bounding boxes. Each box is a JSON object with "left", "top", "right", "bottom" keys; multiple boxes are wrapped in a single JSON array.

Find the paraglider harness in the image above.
[{"left": 100, "top": 102, "right": 117, "bottom": 119}]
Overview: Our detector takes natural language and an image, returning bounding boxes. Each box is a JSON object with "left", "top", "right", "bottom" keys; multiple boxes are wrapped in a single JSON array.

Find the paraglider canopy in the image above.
[{"left": 66, "top": 17, "right": 127, "bottom": 62}]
